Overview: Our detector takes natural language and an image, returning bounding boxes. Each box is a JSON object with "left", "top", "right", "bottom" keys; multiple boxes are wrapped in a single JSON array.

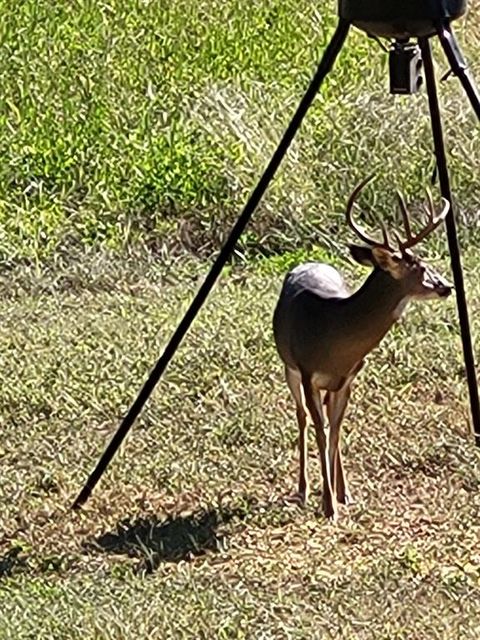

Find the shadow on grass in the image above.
[
  {"left": 87, "top": 494, "right": 305, "bottom": 572},
  {"left": 88, "top": 506, "right": 245, "bottom": 572},
  {"left": 0, "top": 547, "right": 27, "bottom": 579}
]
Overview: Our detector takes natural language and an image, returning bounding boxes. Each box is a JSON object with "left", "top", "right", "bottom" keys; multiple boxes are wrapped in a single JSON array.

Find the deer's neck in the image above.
[{"left": 345, "top": 269, "right": 410, "bottom": 352}]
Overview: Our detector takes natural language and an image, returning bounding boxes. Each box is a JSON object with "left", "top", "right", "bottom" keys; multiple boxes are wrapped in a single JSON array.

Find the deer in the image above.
[{"left": 273, "top": 176, "right": 452, "bottom": 521}]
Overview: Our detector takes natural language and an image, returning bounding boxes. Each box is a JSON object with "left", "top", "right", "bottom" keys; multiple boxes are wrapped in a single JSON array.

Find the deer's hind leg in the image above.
[
  {"left": 302, "top": 373, "right": 336, "bottom": 520},
  {"left": 285, "top": 366, "right": 309, "bottom": 505}
]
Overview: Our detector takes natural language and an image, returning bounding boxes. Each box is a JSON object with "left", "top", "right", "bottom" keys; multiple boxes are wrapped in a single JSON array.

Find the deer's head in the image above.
[{"left": 346, "top": 176, "right": 453, "bottom": 300}]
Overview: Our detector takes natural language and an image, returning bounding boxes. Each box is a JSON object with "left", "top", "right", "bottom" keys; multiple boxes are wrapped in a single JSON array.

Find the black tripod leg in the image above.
[
  {"left": 72, "top": 20, "right": 351, "bottom": 509},
  {"left": 436, "top": 22, "right": 480, "bottom": 121},
  {"left": 419, "top": 37, "right": 480, "bottom": 447}
]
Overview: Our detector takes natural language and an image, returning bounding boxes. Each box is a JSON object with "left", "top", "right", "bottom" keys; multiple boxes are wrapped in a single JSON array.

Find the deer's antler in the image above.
[
  {"left": 346, "top": 175, "right": 395, "bottom": 250},
  {"left": 347, "top": 177, "right": 450, "bottom": 252},
  {"left": 396, "top": 189, "right": 450, "bottom": 251}
]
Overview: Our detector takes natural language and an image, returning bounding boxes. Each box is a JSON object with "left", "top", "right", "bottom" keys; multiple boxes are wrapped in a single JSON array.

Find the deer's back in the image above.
[{"left": 273, "top": 262, "right": 357, "bottom": 389}]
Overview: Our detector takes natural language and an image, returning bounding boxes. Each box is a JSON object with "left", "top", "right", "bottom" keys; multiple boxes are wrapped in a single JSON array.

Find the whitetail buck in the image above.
[{"left": 273, "top": 176, "right": 452, "bottom": 520}]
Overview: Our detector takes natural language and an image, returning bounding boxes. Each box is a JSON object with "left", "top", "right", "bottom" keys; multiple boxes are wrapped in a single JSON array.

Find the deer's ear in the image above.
[
  {"left": 349, "top": 244, "right": 374, "bottom": 267},
  {"left": 371, "top": 247, "right": 401, "bottom": 274}
]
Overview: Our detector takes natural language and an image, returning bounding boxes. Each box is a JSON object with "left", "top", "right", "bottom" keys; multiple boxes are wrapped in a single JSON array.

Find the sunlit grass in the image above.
[
  {"left": 0, "top": 0, "right": 478, "bottom": 261},
  {"left": 1, "top": 1, "right": 480, "bottom": 637},
  {"left": 0, "top": 249, "right": 480, "bottom": 638}
]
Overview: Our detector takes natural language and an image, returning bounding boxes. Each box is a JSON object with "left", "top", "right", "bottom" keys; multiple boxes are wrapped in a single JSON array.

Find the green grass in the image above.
[
  {"left": 1, "top": 248, "right": 480, "bottom": 638},
  {"left": 0, "top": 0, "right": 479, "bottom": 261},
  {"left": 1, "top": 0, "right": 480, "bottom": 637}
]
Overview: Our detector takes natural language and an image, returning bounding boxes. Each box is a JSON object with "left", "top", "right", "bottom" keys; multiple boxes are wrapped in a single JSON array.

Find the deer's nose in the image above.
[
  {"left": 427, "top": 269, "right": 453, "bottom": 297},
  {"left": 438, "top": 285, "right": 452, "bottom": 298},
  {"left": 435, "top": 275, "right": 453, "bottom": 297}
]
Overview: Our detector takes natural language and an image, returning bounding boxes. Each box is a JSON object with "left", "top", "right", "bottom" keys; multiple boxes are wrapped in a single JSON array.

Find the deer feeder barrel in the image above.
[{"left": 338, "top": 0, "right": 467, "bottom": 38}]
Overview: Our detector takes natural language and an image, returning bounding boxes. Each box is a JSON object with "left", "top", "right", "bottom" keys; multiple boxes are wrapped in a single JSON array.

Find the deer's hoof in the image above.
[
  {"left": 326, "top": 510, "right": 338, "bottom": 522},
  {"left": 284, "top": 490, "right": 308, "bottom": 507},
  {"left": 323, "top": 499, "right": 338, "bottom": 522},
  {"left": 338, "top": 492, "right": 354, "bottom": 506}
]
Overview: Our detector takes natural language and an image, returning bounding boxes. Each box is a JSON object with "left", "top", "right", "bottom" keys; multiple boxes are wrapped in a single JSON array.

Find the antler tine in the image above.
[
  {"left": 392, "top": 230, "right": 404, "bottom": 249},
  {"left": 423, "top": 188, "right": 438, "bottom": 225},
  {"left": 380, "top": 221, "right": 391, "bottom": 248},
  {"left": 399, "top": 193, "right": 450, "bottom": 251},
  {"left": 437, "top": 196, "right": 450, "bottom": 221},
  {"left": 345, "top": 175, "right": 388, "bottom": 248},
  {"left": 396, "top": 191, "right": 413, "bottom": 245}
]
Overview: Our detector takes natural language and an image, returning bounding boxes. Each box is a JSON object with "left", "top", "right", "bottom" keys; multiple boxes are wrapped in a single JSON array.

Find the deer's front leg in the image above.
[{"left": 327, "top": 385, "right": 352, "bottom": 505}]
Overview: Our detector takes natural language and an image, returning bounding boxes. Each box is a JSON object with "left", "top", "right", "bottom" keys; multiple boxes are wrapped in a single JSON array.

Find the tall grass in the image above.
[{"left": 0, "top": 0, "right": 478, "bottom": 262}]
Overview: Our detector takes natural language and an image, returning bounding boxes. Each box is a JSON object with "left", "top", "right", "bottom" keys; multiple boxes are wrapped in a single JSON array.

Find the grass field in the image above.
[
  {"left": 1, "top": 0, "right": 480, "bottom": 637},
  {"left": 1, "top": 250, "right": 480, "bottom": 638},
  {"left": 0, "top": 0, "right": 479, "bottom": 261}
]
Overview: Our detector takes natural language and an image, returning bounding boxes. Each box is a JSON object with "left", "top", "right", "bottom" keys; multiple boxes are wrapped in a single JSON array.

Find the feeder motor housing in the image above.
[{"left": 389, "top": 41, "right": 423, "bottom": 94}]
